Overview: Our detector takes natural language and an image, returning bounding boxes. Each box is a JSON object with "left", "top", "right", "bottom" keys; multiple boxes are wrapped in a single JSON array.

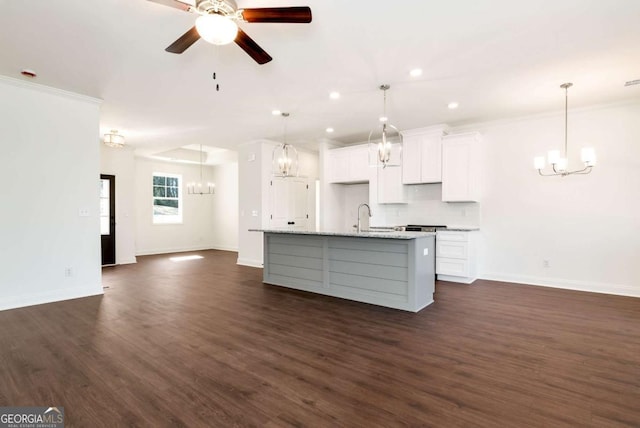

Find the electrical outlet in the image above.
[
  {"left": 64, "top": 267, "right": 73, "bottom": 277},
  {"left": 251, "top": 210, "right": 258, "bottom": 217},
  {"left": 543, "top": 260, "right": 550, "bottom": 268}
]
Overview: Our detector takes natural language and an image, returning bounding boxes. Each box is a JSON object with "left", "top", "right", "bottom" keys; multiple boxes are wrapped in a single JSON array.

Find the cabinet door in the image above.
[
  {"left": 269, "top": 178, "right": 290, "bottom": 228},
  {"left": 420, "top": 134, "right": 442, "bottom": 183},
  {"left": 269, "top": 177, "right": 309, "bottom": 230},
  {"left": 402, "top": 135, "right": 422, "bottom": 184},
  {"left": 289, "top": 178, "right": 308, "bottom": 230},
  {"left": 349, "top": 145, "right": 371, "bottom": 182},
  {"left": 327, "top": 150, "right": 349, "bottom": 183},
  {"left": 377, "top": 145, "right": 405, "bottom": 204},
  {"left": 442, "top": 133, "right": 479, "bottom": 202}
]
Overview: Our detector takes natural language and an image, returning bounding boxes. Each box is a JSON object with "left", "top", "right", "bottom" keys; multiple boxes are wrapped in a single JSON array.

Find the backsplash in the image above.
[{"left": 371, "top": 183, "right": 480, "bottom": 228}]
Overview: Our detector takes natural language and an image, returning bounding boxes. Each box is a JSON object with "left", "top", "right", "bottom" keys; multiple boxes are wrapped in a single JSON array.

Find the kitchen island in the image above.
[{"left": 251, "top": 229, "right": 436, "bottom": 312}]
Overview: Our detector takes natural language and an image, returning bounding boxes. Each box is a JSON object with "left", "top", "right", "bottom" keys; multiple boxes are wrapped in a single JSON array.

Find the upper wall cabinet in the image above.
[
  {"left": 441, "top": 132, "right": 481, "bottom": 202},
  {"left": 401, "top": 126, "right": 449, "bottom": 185},
  {"left": 327, "top": 144, "right": 370, "bottom": 184}
]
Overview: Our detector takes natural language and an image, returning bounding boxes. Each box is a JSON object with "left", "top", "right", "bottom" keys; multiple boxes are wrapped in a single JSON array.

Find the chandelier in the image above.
[
  {"left": 187, "top": 144, "right": 215, "bottom": 195},
  {"left": 103, "top": 130, "right": 125, "bottom": 148},
  {"left": 368, "top": 84, "right": 402, "bottom": 168},
  {"left": 534, "top": 83, "right": 596, "bottom": 176},
  {"left": 272, "top": 112, "right": 299, "bottom": 177}
]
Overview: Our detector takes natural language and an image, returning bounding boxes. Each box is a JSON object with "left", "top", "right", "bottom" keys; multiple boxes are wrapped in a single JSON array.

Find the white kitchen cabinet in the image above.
[
  {"left": 376, "top": 145, "right": 405, "bottom": 204},
  {"left": 327, "top": 144, "right": 370, "bottom": 183},
  {"left": 436, "top": 230, "right": 478, "bottom": 283},
  {"left": 401, "top": 126, "right": 448, "bottom": 184},
  {"left": 441, "top": 132, "right": 481, "bottom": 202},
  {"left": 269, "top": 177, "right": 309, "bottom": 230}
]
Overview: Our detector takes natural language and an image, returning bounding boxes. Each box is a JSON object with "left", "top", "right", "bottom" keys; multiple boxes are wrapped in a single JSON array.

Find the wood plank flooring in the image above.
[{"left": 1, "top": 249, "right": 639, "bottom": 427}]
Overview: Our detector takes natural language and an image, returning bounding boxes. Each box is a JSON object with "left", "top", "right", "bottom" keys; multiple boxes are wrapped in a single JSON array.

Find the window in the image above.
[{"left": 153, "top": 173, "right": 182, "bottom": 224}]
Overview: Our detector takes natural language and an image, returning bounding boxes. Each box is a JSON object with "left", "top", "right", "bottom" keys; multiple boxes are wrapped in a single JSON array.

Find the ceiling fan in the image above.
[{"left": 147, "top": 0, "right": 312, "bottom": 64}]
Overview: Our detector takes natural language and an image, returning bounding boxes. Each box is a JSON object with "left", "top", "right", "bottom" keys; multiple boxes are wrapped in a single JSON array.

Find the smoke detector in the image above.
[{"left": 20, "top": 69, "right": 37, "bottom": 78}]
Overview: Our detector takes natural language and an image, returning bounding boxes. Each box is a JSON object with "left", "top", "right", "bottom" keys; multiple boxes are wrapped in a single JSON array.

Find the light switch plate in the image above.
[{"left": 423, "top": 248, "right": 429, "bottom": 256}]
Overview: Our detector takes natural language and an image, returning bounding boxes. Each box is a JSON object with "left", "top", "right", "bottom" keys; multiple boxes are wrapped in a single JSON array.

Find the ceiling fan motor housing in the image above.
[{"left": 196, "top": 0, "right": 238, "bottom": 17}]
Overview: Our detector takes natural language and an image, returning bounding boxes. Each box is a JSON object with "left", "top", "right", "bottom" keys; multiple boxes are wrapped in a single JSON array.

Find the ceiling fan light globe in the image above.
[{"left": 196, "top": 14, "right": 238, "bottom": 45}]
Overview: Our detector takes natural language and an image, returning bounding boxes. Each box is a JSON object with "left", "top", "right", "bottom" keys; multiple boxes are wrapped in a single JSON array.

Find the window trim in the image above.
[{"left": 152, "top": 172, "right": 183, "bottom": 224}]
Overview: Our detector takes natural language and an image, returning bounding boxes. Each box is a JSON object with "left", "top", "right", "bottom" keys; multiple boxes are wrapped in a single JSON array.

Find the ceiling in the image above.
[{"left": 2, "top": 0, "right": 639, "bottom": 160}]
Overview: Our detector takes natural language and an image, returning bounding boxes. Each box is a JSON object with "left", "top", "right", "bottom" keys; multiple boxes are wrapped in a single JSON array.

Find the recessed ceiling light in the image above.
[
  {"left": 409, "top": 68, "right": 423, "bottom": 77},
  {"left": 326, "top": 127, "right": 334, "bottom": 133},
  {"left": 271, "top": 110, "right": 281, "bottom": 116},
  {"left": 329, "top": 91, "right": 340, "bottom": 100},
  {"left": 448, "top": 102, "right": 459, "bottom": 110}
]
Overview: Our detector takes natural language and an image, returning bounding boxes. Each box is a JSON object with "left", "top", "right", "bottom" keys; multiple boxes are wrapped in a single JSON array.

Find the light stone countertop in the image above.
[
  {"left": 442, "top": 227, "right": 480, "bottom": 231},
  {"left": 249, "top": 229, "right": 435, "bottom": 240}
]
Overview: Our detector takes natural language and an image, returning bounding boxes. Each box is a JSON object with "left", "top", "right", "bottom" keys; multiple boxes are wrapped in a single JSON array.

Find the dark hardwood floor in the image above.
[{"left": 1, "top": 250, "right": 639, "bottom": 427}]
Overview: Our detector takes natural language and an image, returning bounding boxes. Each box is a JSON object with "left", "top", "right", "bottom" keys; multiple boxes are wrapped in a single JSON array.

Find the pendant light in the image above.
[
  {"left": 187, "top": 144, "right": 215, "bottom": 195},
  {"left": 534, "top": 83, "right": 596, "bottom": 176},
  {"left": 368, "top": 84, "right": 402, "bottom": 168},
  {"left": 272, "top": 112, "right": 299, "bottom": 177},
  {"left": 103, "top": 130, "right": 125, "bottom": 148}
]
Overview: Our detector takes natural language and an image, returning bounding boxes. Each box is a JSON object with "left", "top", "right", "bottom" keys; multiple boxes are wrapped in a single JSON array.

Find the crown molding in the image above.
[{"left": 0, "top": 75, "right": 102, "bottom": 105}]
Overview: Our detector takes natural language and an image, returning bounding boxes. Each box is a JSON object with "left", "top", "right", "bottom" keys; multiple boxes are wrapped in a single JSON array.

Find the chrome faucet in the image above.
[{"left": 357, "top": 203, "right": 372, "bottom": 233}]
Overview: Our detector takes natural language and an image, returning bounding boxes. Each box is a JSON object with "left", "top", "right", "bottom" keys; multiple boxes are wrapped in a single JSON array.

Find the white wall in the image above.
[
  {"left": 0, "top": 77, "right": 103, "bottom": 311},
  {"left": 211, "top": 162, "right": 239, "bottom": 251},
  {"left": 473, "top": 102, "right": 640, "bottom": 297},
  {"left": 100, "top": 145, "right": 137, "bottom": 264},
  {"left": 134, "top": 157, "right": 216, "bottom": 255},
  {"left": 237, "top": 141, "right": 267, "bottom": 267}
]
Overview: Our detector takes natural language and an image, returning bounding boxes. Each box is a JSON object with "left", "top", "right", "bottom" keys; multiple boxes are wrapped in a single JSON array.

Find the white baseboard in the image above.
[
  {"left": 237, "top": 258, "right": 263, "bottom": 268},
  {"left": 136, "top": 245, "right": 214, "bottom": 257},
  {"left": 210, "top": 245, "right": 239, "bottom": 253},
  {"left": 116, "top": 257, "right": 137, "bottom": 265},
  {"left": 479, "top": 272, "right": 640, "bottom": 298},
  {"left": 0, "top": 286, "right": 104, "bottom": 312}
]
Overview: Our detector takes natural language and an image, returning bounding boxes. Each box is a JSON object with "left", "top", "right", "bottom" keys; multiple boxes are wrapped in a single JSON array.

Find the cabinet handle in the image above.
[{"left": 287, "top": 221, "right": 295, "bottom": 225}]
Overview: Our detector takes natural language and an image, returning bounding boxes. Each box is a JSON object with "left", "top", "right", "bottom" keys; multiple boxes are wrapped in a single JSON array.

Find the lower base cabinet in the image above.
[{"left": 436, "top": 230, "right": 477, "bottom": 284}]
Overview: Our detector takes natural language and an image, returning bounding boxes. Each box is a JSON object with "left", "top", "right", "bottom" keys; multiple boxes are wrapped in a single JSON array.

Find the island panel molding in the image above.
[{"left": 259, "top": 230, "right": 435, "bottom": 312}]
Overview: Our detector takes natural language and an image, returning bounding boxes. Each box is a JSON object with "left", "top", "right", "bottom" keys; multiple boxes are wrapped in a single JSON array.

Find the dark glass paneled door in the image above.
[{"left": 100, "top": 174, "right": 116, "bottom": 266}]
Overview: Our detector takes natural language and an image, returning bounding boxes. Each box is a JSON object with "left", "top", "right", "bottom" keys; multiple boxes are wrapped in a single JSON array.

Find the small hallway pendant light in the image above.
[
  {"left": 187, "top": 144, "right": 215, "bottom": 195},
  {"left": 272, "top": 112, "right": 299, "bottom": 177},
  {"left": 534, "top": 83, "right": 596, "bottom": 177},
  {"left": 368, "top": 84, "right": 402, "bottom": 168},
  {"left": 103, "top": 130, "right": 125, "bottom": 148}
]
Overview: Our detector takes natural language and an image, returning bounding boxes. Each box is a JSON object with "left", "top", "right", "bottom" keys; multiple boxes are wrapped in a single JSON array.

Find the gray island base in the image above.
[{"left": 254, "top": 230, "right": 436, "bottom": 312}]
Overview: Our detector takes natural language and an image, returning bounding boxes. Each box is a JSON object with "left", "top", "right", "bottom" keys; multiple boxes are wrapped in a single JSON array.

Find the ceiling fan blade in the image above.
[
  {"left": 146, "top": 0, "right": 192, "bottom": 12},
  {"left": 165, "top": 26, "right": 200, "bottom": 54},
  {"left": 241, "top": 7, "right": 312, "bottom": 23},
  {"left": 235, "top": 29, "right": 272, "bottom": 64}
]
